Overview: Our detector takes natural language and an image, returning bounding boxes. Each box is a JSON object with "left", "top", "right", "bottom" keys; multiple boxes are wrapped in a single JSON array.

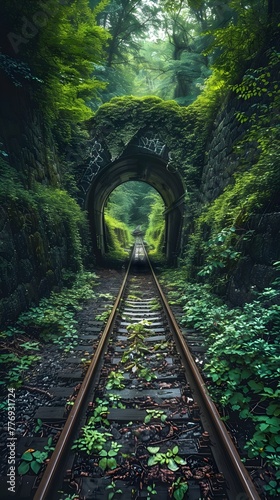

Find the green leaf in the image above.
[
  {"left": 21, "top": 452, "right": 33, "bottom": 461},
  {"left": 239, "top": 409, "right": 250, "bottom": 418},
  {"left": 99, "top": 457, "right": 108, "bottom": 471},
  {"left": 148, "top": 456, "right": 158, "bottom": 467},
  {"left": 108, "top": 449, "right": 118, "bottom": 457},
  {"left": 173, "top": 482, "right": 188, "bottom": 500},
  {"left": 174, "top": 456, "right": 187, "bottom": 465},
  {"left": 18, "top": 461, "right": 30, "bottom": 475},
  {"left": 263, "top": 387, "right": 274, "bottom": 394},
  {"left": 99, "top": 450, "right": 107, "bottom": 457},
  {"left": 265, "top": 446, "right": 276, "bottom": 453},
  {"left": 167, "top": 458, "right": 179, "bottom": 471},
  {"left": 248, "top": 380, "right": 263, "bottom": 392},
  {"left": 31, "top": 460, "right": 41, "bottom": 474},
  {"left": 147, "top": 446, "right": 160, "bottom": 454},
  {"left": 107, "top": 457, "right": 117, "bottom": 470},
  {"left": 259, "top": 423, "right": 269, "bottom": 431},
  {"left": 266, "top": 404, "right": 280, "bottom": 416},
  {"left": 172, "top": 445, "right": 179, "bottom": 455}
]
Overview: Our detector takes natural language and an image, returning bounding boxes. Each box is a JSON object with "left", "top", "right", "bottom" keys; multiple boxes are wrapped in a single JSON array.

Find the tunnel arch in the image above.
[{"left": 79, "top": 131, "right": 186, "bottom": 264}]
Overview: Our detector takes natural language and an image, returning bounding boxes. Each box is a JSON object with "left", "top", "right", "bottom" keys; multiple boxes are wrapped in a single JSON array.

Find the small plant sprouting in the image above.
[
  {"left": 171, "top": 477, "right": 189, "bottom": 500},
  {"left": 106, "top": 480, "right": 123, "bottom": 500},
  {"left": 147, "top": 445, "right": 186, "bottom": 472},
  {"left": 144, "top": 409, "right": 167, "bottom": 424},
  {"left": 107, "top": 393, "right": 126, "bottom": 409},
  {"left": 147, "top": 482, "right": 157, "bottom": 499},
  {"left": 98, "top": 441, "right": 122, "bottom": 471},
  {"left": 18, "top": 438, "right": 54, "bottom": 475},
  {"left": 95, "top": 308, "right": 111, "bottom": 322},
  {"left": 34, "top": 418, "right": 43, "bottom": 434},
  {"left": 106, "top": 371, "right": 125, "bottom": 390},
  {"left": 72, "top": 428, "right": 113, "bottom": 455}
]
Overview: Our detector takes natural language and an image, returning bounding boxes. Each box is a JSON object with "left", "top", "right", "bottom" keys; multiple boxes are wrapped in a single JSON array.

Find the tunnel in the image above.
[{"left": 80, "top": 131, "right": 186, "bottom": 264}]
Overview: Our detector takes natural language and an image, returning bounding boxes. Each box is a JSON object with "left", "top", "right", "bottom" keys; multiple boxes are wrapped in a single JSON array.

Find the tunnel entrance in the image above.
[
  {"left": 104, "top": 181, "right": 164, "bottom": 252},
  {"left": 79, "top": 131, "right": 186, "bottom": 265}
]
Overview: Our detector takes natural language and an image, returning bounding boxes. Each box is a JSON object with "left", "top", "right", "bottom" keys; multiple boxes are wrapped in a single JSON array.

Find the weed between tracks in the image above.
[{"left": 63, "top": 284, "right": 227, "bottom": 500}]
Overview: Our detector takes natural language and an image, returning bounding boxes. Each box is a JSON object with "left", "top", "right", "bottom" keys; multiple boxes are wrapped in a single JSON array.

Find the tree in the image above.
[
  {"left": 0, "top": 0, "right": 110, "bottom": 129},
  {"left": 105, "top": 181, "right": 163, "bottom": 228}
]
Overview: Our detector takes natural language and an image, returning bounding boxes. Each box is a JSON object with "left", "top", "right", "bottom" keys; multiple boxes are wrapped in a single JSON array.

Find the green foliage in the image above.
[
  {"left": 120, "top": 320, "right": 158, "bottom": 380},
  {"left": 105, "top": 181, "right": 161, "bottom": 229},
  {"left": 145, "top": 193, "right": 165, "bottom": 260},
  {"left": 18, "top": 438, "right": 54, "bottom": 475},
  {"left": 144, "top": 409, "right": 167, "bottom": 424},
  {"left": 72, "top": 427, "right": 112, "bottom": 455},
  {"left": 0, "top": 271, "right": 97, "bottom": 387},
  {"left": 204, "top": 1, "right": 268, "bottom": 83},
  {"left": 36, "top": 184, "right": 89, "bottom": 270},
  {"left": 95, "top": 307, "right": 111, "bottom": 322},
  {"left": 190, "top": 45, "right": 280, "bottom": 269},
  {"left": 160, "top": 268, "right": 280, "bottom": 474},
  {"left": 1, "top": 0, "right": 110, "bottom": 139},
  {"left": 147, "top": 483, "right": 157, "bottom": 499},
  {"left": 147, "top": 445, "right": 186, "bottom": 471},
  {"left": 106, "top": 480, "right": 123, "bottom": 500},
  {"left": 98, "top": 441, "right": 122, "bottom": 471},
  {"left": 104, "top": 214, "right": 132, "bottom": 261},
  {"left": 72, "top": 399, "right": 114, "bottom": 455},
  {"left": 0, "top": 353, "right": 41, "bottom": 388},
  {"left": 0, "top": 158, "right": 89, "bottom": 272},
  {"left": 89, "top": 96, "right": 209, "bottom": 187},
  {"left": 197, "top": 226, "right": 241, "bottom": 279},
  {"left": 172, "top": 477, "right": 189, "bottom": 500},
  {"left": 17, "top": 271, "right": 96, "bottom": 345},
  {"left": 106, "top": 370, "right": 125, "bottom": 390}
]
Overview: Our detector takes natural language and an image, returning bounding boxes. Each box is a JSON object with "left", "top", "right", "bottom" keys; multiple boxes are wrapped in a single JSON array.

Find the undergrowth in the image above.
[
  {"left": 104, "top": 214, "right": 132, "bottom": 263},
  {"left": 0, "top": 271, "right": 98, "bottom": 388},
  {"left": 160, "top": 267, "right": 280, "bottom": 496}
]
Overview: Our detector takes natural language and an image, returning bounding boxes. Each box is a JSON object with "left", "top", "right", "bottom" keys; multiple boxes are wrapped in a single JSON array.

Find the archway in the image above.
[
  {"left": 79, "top": 131, "right": 186, "bottom": 264},
  {"left": 86, "top": 155, "right": 185, "bottom": 264}
]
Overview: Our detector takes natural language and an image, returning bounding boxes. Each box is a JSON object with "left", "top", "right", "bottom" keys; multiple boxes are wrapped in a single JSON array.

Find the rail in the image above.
[{"left": 34, "top": 240, "right": 261, "bottom": 500}]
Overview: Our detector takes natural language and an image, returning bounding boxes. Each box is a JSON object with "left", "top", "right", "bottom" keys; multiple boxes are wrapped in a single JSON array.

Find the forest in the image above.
[{"left": 0, "top": 0, "right": 280, "bottom": 497}]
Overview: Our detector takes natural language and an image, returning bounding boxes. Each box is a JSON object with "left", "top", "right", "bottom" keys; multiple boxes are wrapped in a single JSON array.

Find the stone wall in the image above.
[
  {"left": 0, "top": 81, "right": 60, "bottom": 186},
  {"left": 0, "top": 81, "right": 80, "bottom": 326},
  {"left": 200, "top": 94, "right": 258, "bottom": 203},
  {"left": 227, "top": 213, "right": 280, "bottom": 305},
  {"left": 200, "top": 91, "right": 280, "bottom": 305},
  {"left": 0, "top": 204, "right": 69, "bottom": 325}
]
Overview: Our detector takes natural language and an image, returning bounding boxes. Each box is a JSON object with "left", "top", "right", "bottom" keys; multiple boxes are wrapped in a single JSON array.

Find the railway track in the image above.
[{"left": 33, "top": 240, "right": 260, "bottom": 500}]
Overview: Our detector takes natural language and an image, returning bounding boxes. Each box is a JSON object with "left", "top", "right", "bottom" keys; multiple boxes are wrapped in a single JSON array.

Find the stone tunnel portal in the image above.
[{"left": 85, "top": 153, "right": 186, "bottom": 265}]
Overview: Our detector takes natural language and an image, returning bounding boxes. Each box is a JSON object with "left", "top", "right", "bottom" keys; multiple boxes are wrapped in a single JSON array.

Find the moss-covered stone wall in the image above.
[
  {"left": 0, "top": 82, "right": 88, "bottom": 326},
  {"left": 192, "top": 47, "right": 280, "bottom": 304}
]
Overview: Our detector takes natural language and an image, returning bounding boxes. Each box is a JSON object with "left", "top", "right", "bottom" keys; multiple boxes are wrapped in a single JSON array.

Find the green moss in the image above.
[
  {"left": 104, "top": 214, "right": 132, "bottom": 262},
  {"left": 89, "top": 95, "right": 214, "bottom": 189},
  {"left": 0, "top": 158, "right": 89, "bottom": 272},
  {"left": 145, "top": 195, "right": 165, "bottom": 260}
]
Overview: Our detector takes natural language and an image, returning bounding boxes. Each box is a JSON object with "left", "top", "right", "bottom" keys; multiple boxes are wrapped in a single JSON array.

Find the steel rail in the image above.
[
  {"left": 34, "top": 248, "right": 135, "bottom": 500},
  {"left": 142, "top": 242, "right": 260, "bottom": 500}
]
